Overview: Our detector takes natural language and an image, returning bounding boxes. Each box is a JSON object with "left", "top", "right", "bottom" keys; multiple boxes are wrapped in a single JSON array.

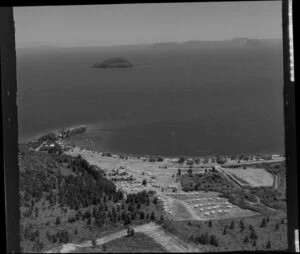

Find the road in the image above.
[
  {"left": 214, "top": 165, "right": 242, "bottom": 188},
  {"left": 223, "top": 158, "right": 285, "bottom": 167},
  {"left": 45, "top": 222, "right": 202, "bottom": 253}
]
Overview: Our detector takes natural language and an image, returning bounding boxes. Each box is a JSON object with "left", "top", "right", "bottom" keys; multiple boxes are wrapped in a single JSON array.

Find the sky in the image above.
[{"left": 14, "top": 1, "right": 282, "bottom": 48}]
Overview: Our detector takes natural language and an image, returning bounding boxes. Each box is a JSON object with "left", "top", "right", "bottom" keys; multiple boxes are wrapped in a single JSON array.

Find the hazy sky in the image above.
[{"left": 14, "top": 1, "right": 282, "bottom": 48}]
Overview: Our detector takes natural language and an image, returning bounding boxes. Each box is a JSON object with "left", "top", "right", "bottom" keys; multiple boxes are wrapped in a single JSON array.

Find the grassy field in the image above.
[
  {"left": 180, "top": 163, "right": 286, "bottom": 214},
  {"left": 166, "top": 191, "right": 258, "bottom": 220},
  {"left": 161, "top": 213, "right": 287, "bottom": 251},
  {"left": 221, "top": 167, "right": 274, "bottom": 187},
  {"left": 74, "top": 232, "right": 167, "bottom": 253}
]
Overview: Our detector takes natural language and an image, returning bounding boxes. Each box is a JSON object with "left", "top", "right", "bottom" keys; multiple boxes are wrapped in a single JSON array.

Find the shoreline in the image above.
[
  {"left": 63, "top": 138, "right": 285, "bottom": 161},
  {"left": 23, "top": 125, "right": 285, "bottom": 162}
]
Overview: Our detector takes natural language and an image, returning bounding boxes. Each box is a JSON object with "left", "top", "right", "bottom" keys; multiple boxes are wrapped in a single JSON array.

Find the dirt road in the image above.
[{"left": 45, "top": 222, "right": 201, "bottom": 253}]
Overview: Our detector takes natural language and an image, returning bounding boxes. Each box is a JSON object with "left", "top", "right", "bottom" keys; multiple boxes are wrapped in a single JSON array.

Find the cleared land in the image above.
[
  {"left": 220, "top": 167, "right": 274, "bottom": 187},
  {"left": 75, "top": 232, "right": 167, "bottom": 253},
  {"left": 166, "top": 191, "right": 258, "bottom": 220},
  {"left": 46, "top": 222, "right": 201, "bottom": 253}
]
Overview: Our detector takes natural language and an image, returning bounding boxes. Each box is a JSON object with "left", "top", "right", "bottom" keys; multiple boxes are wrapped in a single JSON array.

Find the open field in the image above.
[
  {"left": 165, "top": 191, "right": 258, "bottom": 220},
  {"left": 64, "top": 146, "right": 183, "bottom": 194},
  {"left": 74, "top": 232, "right": 167, "bottom": 253},
  {"left": 65, "top": 145, "right": 286, "bottom": 219},
  {"left": 220, "top": 167, "right": 274, "bottom": 187},
  {"left": 47, "top": 222, "right": 202, "bottom": 253}
]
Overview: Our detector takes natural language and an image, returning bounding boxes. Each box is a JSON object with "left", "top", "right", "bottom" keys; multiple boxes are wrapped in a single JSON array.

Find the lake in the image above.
[{"left": 16, "top": 42, "right": 285, "bottom": 156}]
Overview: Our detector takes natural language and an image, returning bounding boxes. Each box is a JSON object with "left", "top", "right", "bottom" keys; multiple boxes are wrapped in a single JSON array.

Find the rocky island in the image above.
[{"left": 92, "top": 57, "right": 133, "bottom": 68}]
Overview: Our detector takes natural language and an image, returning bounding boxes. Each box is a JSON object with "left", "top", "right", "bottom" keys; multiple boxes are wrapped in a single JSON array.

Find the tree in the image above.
[
  {"left": 140, "top": 211, "right": 145, "bottom": 219},
  {"left": 150, "top": 211, "right": 155, "bottom": 221},
  {"left": 87, "top": 217, "right": 91, "bottom": 225},
  {"left": 250, "top": 229, "right": 258, "bottom": 241},
  {"left": 210, "top": 235, "right": 218, "bottom": 247},
  {"left": 91, "top": 238, "right": 97, "bottom": 248},
  {"left": 275, "top": 223, "right": 280, "bottom": 231},
  {"left": 266, "top": 240, "right": 271, "bottom": 249},
  {"left": 149, "top": 156, "right": 156, "bottom": 162},
  {"left": 177, "top": 169, "right": 181, "bottom": 176},
  {"left": 252, "top": 240, "right": 257, "bottom": 247},
  {"left": 208, "top": 220, "right": 212, "bottom": 227},
  {"left": 142, "top": 179, "right": 147, "bottom": 186},
  {"left": 102, "top": 243, "right": 107, "bottom": 252},
  {"left": 194, "top": 158, "right": 200, "bottom": 164},
  {"left": 223, "top": 226, "right": 227, "bottom": 235},
  {"left": 216, "top": 156, "right": 227, "bottom": 164},
  {"left": 35, "top": 207, "right": 39, "bottom": 217},
  {"left": 260, "top": 218, "right": 267, "bottom": 228},
  {"left": 157, "top": 157, "right": 164, "bottom": 162},
  {"left": 189, "top": 235, "right": 194, "bottom": 243},
  {"left": 239, "top": 219, "right": 244, "bottom": 231},
  {"left": 229, "top": 221, "right": 235, "bottom": 230},
  {"left": 186, "top": 160, "right": 194, "bottom": 167},
  {"left": 244, "top": 236, "right": 249, "bottom": 243},
  {"left": 55, "top": 216, "right": 60, "bottom": 225}
]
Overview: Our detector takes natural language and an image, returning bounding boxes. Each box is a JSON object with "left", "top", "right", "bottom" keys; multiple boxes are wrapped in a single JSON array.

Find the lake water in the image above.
[{"left": 17, "top": 43, "right": 285, "bottom": 156}]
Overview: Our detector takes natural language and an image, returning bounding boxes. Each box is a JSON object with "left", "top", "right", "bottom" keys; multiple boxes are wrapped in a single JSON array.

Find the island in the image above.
[{"left": 92, "top": 57, "right": 133, "bottom": 68}]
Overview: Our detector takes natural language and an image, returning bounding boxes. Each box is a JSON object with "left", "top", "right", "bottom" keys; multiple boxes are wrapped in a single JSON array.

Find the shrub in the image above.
[
  {"left": 91, "top": 238, "right": 97, "bottom": 248},
  {"left": 127, "top": 227, "right": 134, "bottom": 236}
]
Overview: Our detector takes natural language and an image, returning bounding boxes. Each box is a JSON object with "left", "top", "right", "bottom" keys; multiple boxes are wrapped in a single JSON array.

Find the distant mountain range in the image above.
[
  {"left": 17, "top": 38, "right": 281, "bottom": 52},
  {"left": 152, "top": 38, "right": 282, "bottom": 50}
]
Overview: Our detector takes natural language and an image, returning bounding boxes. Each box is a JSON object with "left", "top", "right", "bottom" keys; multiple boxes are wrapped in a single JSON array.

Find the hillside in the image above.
[{"left": 19, "top": 144, "right": 164, "bottom": 253}]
